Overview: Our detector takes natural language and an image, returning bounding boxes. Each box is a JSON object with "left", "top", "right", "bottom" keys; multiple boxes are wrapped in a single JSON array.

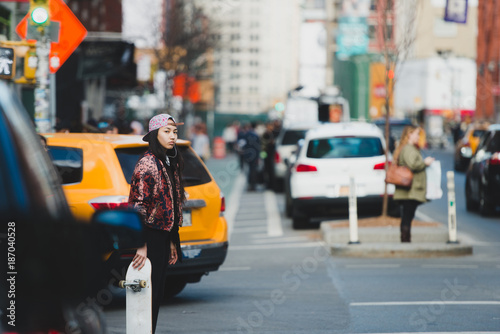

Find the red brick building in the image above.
[{"left": 476, "top": 0, "right": 500, "bottom": 121}]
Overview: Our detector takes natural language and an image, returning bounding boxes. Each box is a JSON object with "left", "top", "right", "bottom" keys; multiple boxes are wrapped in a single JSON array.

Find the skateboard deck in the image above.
[{"left": 119, "top": 258, "right": 152, "bottom": 334}]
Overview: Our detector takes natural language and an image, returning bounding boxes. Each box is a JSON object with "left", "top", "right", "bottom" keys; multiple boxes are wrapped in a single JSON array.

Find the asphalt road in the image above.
[{"left": 104, "top": 151, "right": 500, "bottom": 333}]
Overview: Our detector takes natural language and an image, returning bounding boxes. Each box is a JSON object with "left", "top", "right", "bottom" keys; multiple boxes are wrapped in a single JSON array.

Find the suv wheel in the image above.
[{"left": 292, "top": 207, "right": 309, "bottom": 229}]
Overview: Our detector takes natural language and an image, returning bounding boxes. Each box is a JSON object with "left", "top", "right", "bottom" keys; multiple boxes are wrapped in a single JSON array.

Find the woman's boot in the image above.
[{"left": 401, "top": 226, "right": 411, "bottom": 243}]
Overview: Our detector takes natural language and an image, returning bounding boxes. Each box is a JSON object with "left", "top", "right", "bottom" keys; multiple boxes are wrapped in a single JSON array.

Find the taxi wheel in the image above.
[{"left": 164, "top": 278, "right": 187, "bottom": 299}]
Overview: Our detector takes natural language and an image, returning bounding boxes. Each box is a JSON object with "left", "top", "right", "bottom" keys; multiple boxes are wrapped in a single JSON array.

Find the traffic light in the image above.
[
  {"left": 24, "top": 46, "right": 37, "bottom": 80},
  {"left": 29, "top": 0, "right": 50, "bottom": 27}
]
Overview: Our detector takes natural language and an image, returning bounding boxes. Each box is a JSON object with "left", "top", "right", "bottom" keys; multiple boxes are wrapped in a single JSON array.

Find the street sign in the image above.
[{"left": 16, "top": 0, "right": 87, "bottom": 73}]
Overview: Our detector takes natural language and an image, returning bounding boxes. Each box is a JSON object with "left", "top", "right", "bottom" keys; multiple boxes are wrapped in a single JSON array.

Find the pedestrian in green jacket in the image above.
[{"left": 393, "top": 126, "right": 435, "bottom": 242}]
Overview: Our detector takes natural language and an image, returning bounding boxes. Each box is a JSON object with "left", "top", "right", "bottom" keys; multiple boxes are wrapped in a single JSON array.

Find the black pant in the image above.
[
  {"left": 144, "top": 226, "right": 171, "bottom": 333},
  {"left": 400, "top": 200, "right": 421, "bottom": 242},
  {"left": 264, "top": 156, "right": 275, "bottom": 189},
  {"left": 247, "top": 159, "right": 258, "bottom": 190}
]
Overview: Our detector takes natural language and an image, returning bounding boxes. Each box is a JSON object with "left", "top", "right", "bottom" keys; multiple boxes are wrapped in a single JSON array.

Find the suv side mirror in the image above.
[{"left": 92, "top": 209, "right": 144, "bottom": 251}]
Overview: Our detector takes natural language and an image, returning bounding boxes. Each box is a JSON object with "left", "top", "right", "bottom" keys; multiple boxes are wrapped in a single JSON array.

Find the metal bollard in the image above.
[
  {"left": 348, "top": 176, "right": 360, "bottom": 244},
  {"left": 447, "top": 171, "right": 459, "bottom": 244}
]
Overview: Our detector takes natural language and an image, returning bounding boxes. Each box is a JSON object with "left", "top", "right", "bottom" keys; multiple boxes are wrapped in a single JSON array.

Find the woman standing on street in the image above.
[
  {"left": 128, "top": 114, "right": 185, "bottom": 333},
  {"left": 393, "top": 125, "right": 435, "bottom": 242}
]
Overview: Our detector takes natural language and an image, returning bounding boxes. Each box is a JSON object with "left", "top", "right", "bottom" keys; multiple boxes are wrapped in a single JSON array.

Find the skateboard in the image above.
[{"left": 119, "top": 258, "right": 152, "bottom": 334}]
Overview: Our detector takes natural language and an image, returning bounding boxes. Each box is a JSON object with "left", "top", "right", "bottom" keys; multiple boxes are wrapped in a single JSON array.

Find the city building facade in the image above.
[{"left": 203, "top": 0, "right": 301, "bottom": 115}]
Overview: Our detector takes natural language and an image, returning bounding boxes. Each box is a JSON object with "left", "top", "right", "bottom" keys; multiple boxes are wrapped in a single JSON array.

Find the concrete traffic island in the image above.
[{"left": 320, "top": 216, "right": 473, "bottom": 258}]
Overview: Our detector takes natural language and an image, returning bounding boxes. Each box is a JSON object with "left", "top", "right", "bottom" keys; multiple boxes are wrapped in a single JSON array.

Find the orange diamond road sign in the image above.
[{"left": 16, "top": 0, "right": 87, "bottom": 73}]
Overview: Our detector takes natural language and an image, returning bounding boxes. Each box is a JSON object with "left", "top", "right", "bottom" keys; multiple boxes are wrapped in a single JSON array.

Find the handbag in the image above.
[{"left": 385, "top": 162, "right": 413, "bottom": 187}]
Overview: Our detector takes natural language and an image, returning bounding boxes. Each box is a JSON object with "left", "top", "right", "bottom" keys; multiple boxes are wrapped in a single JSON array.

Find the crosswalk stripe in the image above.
[
  {"left": 265, "top": 190, "right": 283, "bottom": 237},
  {"left": 231, "top": 226, "right": 267, "bottom": 233}
]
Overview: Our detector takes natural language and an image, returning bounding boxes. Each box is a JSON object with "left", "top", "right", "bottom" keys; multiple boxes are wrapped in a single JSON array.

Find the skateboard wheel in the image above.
[
  {"left": 119, "top": 280, "right": 126, "bottom": 289},
  {"left": 140, "top": 280, "right": 147, "bottom": 288}
]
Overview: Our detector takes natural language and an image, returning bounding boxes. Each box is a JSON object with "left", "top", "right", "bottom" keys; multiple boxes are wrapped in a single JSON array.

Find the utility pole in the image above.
[
  {"left": 35, "top": 33, "right": 51, "bottom": 133},
  {"left": 29, "top": 0, "right": 52, "bottom": 133}
]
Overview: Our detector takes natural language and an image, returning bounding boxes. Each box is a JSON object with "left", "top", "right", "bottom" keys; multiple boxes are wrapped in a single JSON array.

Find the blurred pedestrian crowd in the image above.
[{"left": 223, "top": 120, "right": 282, "bottom": 192}]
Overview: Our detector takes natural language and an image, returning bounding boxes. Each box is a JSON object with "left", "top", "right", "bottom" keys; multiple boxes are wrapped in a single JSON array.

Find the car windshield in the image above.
[
  {"left": 282, "top": 130, "right": 308, "bottom": 145},
  {"left": 47, "top": 146, "right": 84, "bottom": 184},
  {"left": 115, "top": 146, "right": 212, "bottom": 187},
  {"left": 487, "top": 132, "right": 500, "bottom": 152},
  {"left": 307, "top": 136, "right": 384, "bottom": 159}
]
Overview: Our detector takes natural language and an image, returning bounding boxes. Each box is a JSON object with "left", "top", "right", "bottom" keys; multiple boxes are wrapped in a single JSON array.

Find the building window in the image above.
[
  {"left": 250, "top": 7, "right": 260, "bottom": 15},
  {"left": 250, "top": 21, "right": 260, "bottom": 28},
  {"left": 434, "top": 18, "right": 457, "bottom": 37}
]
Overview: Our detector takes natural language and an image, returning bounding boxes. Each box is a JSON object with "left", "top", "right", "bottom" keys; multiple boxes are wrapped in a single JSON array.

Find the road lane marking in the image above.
[
  {"left": 265, "top": 190, "right": 283, "bottom": 237},
  {"left": 251, "top": 236, "right": 311, "bottom": 244},
  {"left": 421, "top": 264, "right": 479, "bottom": 269},
  {"left": 234, "top": 219, "right": 267, "bottom": 226},
  {"left": 219, "top": 266, "right": 251, "bottom": 271},
  {"left": 415, "top": 210, "right": 436, "bottom": 222},
  {"left": 231, "top": 226, "right": 267, "bottom": 233},
  {"left": 351, "top": 301, "right": 500, "bottom": 306},
  {"left": 229, "top": 241, "right": 326, "bottom": 250},
  {"left": 345, "top": 264, "right": 401, "bottom": 269},
  {"left": 226, "top": 173, "right": 246, "bottom": 241}
]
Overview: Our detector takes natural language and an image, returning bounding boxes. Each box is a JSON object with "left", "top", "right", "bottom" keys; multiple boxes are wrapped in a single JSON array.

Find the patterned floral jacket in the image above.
[{"left": 129, "top": 150, "right": 183, "bottom": 231}]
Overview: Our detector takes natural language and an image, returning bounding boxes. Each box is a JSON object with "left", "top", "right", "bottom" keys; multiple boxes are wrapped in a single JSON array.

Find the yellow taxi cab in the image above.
[
  {"left": 454, "top": 121, "right": 490, "bottom": 171},
  {"left": 44, "top": 132, "right": 228, "bottom": 298}
]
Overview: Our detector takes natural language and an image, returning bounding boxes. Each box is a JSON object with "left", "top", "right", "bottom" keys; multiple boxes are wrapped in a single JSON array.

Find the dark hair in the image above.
[{"left": 148, "top": 129, "right": 186, "bottom": 203}]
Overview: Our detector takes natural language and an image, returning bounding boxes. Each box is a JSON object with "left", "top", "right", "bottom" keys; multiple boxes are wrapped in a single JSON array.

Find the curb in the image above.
[
  {"left": 321, "top": 222, "right": 473, "bottom": 258},
  {"left": 328, "top": 242, "right": 473, "bottom": 258}
]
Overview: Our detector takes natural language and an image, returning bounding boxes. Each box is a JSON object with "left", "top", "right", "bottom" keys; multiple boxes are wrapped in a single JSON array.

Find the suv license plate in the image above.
[
  {"left": 339, "top": 186, "right": 350, "bottom": 196},
  {"left": 183, "top": 210, "right": 192, "bottom": 227}
]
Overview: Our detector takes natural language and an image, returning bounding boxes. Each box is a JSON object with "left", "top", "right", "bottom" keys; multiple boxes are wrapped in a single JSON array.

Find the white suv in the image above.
[{"left": 289, "top": 122, "right": 395, "bottom": 228}]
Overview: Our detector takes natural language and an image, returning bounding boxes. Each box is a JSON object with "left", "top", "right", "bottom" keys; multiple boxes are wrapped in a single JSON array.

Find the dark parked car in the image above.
[
  {"left": 0, "top": 81, "right": 143, "bottom": 333},
  {"left": 465, "top": 124, "right": 500, "bottom": 216},
  {"left": 454, "top": 122, "right": 489, "bottom": 171}
]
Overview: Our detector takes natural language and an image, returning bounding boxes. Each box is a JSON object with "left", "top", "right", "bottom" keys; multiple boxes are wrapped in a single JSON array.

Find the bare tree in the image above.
[
  {"left": 149, "top": 0, "right": 222, "bottom": 134},
  {"left": 378, "top": 0, "right": 421, "bottom": 217}
]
